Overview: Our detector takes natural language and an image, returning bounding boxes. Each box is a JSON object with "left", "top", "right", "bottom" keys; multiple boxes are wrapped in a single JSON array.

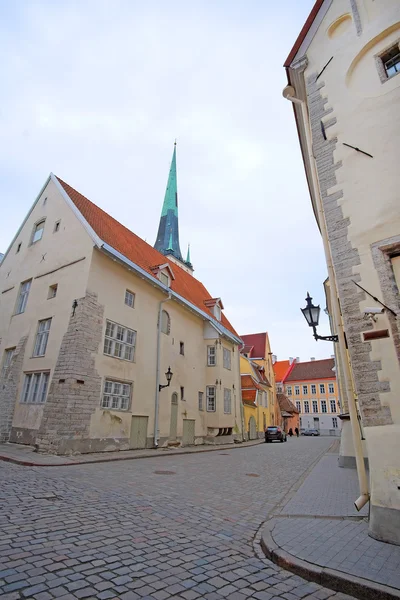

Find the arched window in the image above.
[{"left": 161, "top": 310, "right": 170, "bottom": 335}]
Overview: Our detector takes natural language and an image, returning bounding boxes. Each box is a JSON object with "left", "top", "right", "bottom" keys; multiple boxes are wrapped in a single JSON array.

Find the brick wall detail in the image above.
[
  {"left": 306, "top": 74, "right": 392, "bottom": 428},
  {"left": 0, "top": 337, "right": 27, "bottom": 442},
  {"left": 36, "top": 291, "right": 104, "bottom": 453}
]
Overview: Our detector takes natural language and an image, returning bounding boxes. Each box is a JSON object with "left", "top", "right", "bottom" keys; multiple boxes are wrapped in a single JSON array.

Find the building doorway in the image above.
[{"left": 249, "top": 416, "right": 257, "bottom": 440}]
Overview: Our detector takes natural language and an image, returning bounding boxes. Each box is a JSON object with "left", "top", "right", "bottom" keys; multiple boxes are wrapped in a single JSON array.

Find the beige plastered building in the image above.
[
  {"left": 284, "top": 0, "right": 400, "bottom": 543},
  {"left": 0, "top": 173, "right": 243, "bottom": 453}
]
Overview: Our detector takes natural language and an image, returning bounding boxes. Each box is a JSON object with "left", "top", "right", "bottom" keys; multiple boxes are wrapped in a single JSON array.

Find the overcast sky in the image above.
[{"left": 0, "top": 0, "right": 334, "bottom": 361}]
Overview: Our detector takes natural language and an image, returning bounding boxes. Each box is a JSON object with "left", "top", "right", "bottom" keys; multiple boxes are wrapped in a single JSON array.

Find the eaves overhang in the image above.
[{"left": 100, "top": 243, "right": 242, "bottom": 346}]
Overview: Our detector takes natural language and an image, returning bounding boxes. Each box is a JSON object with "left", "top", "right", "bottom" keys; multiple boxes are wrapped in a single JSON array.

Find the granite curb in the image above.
[
  {"left": 260, "top": 517, "right": 400, "bottom": 600},
  {"left": 0, "top": 438, "right": 264, "bottom": 467}
]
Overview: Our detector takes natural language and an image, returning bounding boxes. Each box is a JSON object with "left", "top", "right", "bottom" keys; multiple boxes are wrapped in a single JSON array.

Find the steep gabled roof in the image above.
[
  {"left": 240, "top": 333, "right": 267, "bottom": 358},
  {"left": 277, "top": 393, "right": 299, "bottom": 414},
  {"left": 55, "top": 176, "right": 238, "bottom": 337},
  {"left": 273, "top": 360, "right": 295, "bottom": 383},
  {"left": 285, "top": 358, "right": 335, "bottom": 382}
]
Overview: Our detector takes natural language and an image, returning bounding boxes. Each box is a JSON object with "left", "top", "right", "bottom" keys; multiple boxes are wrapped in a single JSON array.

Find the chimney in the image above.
[
  {"left": 331, "top": 355, "right": 335, "bottom": 359},
  {"left": 289, "top": 357, "right": 294, "bottom": 364},
  {"left": 310, "top": 357, "right": 315, "bottom": 361},
  {"left": 296, "top": 357, "right": 300, "bottom": 363},
  {"left": 272, "top": 354, "right": 277, "bottom": 364}
]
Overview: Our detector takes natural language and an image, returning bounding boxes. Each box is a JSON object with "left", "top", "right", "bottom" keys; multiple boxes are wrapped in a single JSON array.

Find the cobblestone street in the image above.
[{"left": 0, "top": 438, "right": 356, "bottom": 600}]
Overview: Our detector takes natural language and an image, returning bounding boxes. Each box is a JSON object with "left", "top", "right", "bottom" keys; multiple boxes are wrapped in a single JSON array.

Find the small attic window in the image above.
[
  {"left": 214, "top": 304, "right": 221, "bottom": 321},
  {"left": 31, "top": 220, "right": 45, "bottom": 245},
  {"left": 159, "top": 272, "right": 169, "bottom": 287}
]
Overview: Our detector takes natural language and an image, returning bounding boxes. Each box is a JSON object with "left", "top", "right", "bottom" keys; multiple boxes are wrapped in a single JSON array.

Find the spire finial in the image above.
[{"left": 186, "top": 243, "right": 191, "bottom": 264}]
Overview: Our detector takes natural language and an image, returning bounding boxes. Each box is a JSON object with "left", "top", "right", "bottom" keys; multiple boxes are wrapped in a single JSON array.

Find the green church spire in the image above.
[
  {"left": 186, "top": 244, "right": 191, "bottom": 264},
  {"left": 154, "top": 142, "right": 183, "bottom": 261}
]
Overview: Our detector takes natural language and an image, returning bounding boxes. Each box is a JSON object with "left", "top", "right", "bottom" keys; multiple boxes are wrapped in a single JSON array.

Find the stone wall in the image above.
[
  {"left": 36, "top": 291, "right": 104, "bottom": 454},
  {"left": 0, "top": 337, "right": 27, "bottom": 443},
  {"left": 306, "top": 73, "right": 393, "bottom": 428}
]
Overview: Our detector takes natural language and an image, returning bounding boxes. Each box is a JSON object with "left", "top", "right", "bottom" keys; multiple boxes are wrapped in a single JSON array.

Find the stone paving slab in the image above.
[
  {"left": 271, "top": 516, "right": 400, "bottom": 591},
  {"left": 0, "top": 437, "right": 359, "bottom": 600},
  {"left": 0, "top": 438, "right": 264, "bottom": 467},
  {"left": 260, "top": 444, "right": 400, "bottom": 599}
]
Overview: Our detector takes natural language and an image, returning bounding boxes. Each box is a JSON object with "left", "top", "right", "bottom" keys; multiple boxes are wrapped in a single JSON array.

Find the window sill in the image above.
[
  {"left": 101, "top": 407, "right": 130, "bottom": 413},
  {"left": 103, "top": 353, "right": 135, "bottom": 363},
  {"left": 31, "top": 355, "right": 46, "bottom": 359}
]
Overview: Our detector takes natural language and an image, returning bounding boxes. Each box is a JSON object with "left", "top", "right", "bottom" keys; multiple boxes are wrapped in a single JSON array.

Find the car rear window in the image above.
[{"left": 267, "top": 427, "right": 278, "bottom": 430}]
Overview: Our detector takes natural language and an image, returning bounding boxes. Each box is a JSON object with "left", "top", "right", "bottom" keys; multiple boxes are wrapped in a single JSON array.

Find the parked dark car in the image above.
[
  {"left": 265, "top": 426, "right": 287, "bottom": 443},
  {"left": 302, "top": 429, "right": 320, "bottom": 436}
]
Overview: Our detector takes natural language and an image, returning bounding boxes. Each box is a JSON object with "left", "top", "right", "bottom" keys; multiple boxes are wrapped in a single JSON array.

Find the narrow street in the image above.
[{"left": 0, "top": 438, "right": 355, "bottom": 600}]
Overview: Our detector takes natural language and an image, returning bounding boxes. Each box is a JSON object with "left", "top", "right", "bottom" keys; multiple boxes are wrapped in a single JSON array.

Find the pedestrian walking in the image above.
[
  {"left": 288, "top": 428, "right": 293, "bottom": 437},
  {"left": 295, "top": 427, "right": 299, "bottom": 437}
]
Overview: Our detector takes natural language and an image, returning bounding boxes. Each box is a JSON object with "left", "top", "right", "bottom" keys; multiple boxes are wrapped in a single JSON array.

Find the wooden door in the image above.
[
  {"left": 130, "top": 416, "right": 148, "bottom": 449},
  {"left": 182, "top": 419, "right": 195, "bottom": 446}
]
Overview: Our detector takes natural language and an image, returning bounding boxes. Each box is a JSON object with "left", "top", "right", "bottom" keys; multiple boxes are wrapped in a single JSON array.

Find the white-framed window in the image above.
[
  {"left": 332, "top": 417, "right": 338, "bottom": 428},
  {"left": 328, "top": 383, "right": 334, "bottom": 394},
  {"left": 223, "top": 348, "right": 231, "bottom": 370},
  {"left": 15, "top": 279, "right": 32, "bottom": 314},
  {"left": 2, "top": 348, "right": 15, "bottom": 374},
  {"left": 48, "top": 284, "right": 57, "bottom": 299},
  {"left": 224, "top": 388, "right": 231, "bottom": 414},
  {"left": 277, "top": 384, "right": 283, "bottom": 393},
  {"left": 321, "top": 400, "right": 327, "bottom": 413},
  {"left": 180, "top": 342, "right": 185, "bottom": 356},
  {"left": 101, "top": 379, "right": 131, "bottom": 411},
  {"left": 312, "top": 400, "right": 318, "bottom": 413},
  {"left": 31, "top": 220, "right": 45, "bottom": 244},
  {"left": 21, "top": 371, "right": 50, "bottom": 404},
  {"left": 304, "top": 400, "right": 310, "bottom": 413},
  {"left": 302, "top": 385, "right": 308, "bottom": 395},
  {"left": 207, "top": 345, "right": 216, "bottom": 366},
  {"left": 320, "top": 383, "right": 325, "bottom": 394},
  {"left": 198, "top": 391, "right": 204, "bottom": 411},
  {"left": 161, "top": 310, "right": 170, "bottom": 335},
  {"left": 206, "top": 386, "right": 216, "bottom": 411},
  {"left": 330, "top": 399, "right": 337, "bottom": 413},
  {"left": 296, "top": 401, "right": 301, "bottom": 412},
  {"left": 295, "top": 385, "right": 300, "bottom": 395},
  {"left": 33, "top": 318, "right": 52, "bottom": 357},
  {"left": 311, "top": 384, "right": 316, "bottom": 394},
  {"left": 54, "top": 220, "right": 61, "bottom": 233},
  {"left": 103, "top": 319, "right": 136, "bottom": 362},
  {"left": 159, "top": 272, "right": 169, "bottom": 286},
  {"left": 286, "top": 385, "right": 292, "bottom": 396},
  {"left": 125, "top": 290, "right": 135, "bottom": 308}
]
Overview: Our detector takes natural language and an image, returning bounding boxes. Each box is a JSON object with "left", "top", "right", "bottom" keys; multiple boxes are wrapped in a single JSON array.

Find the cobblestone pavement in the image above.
[{"left": 0, "top": 437, "right": 357, "bottom": 600}]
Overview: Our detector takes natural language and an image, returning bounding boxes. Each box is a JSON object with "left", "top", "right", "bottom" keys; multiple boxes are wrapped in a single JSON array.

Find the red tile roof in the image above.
[
  {"left": 242, "top": 390, "right": 257, "bottom": 405},
  {"left": 285, "top": 358, "right": 335, "bottom": 382},
  {"left": 273, "top": 360, "right": 294, "bottom": 382},
  {"left": 56, "top": 176, "right": 238, "bottom": 337},
  {"left": 277, "top": 393, "right": 299, "bottom": 414},
  {"left": 240, "top": 333, "right": 266, "bottom": 358}
]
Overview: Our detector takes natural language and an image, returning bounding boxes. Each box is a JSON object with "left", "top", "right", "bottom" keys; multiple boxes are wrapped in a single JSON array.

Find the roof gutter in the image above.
[{"left": 100, "top": 243, "right": 242, "bottom": 345}]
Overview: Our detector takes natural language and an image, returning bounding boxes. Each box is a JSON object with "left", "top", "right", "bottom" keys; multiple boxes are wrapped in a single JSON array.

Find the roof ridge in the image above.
[{"left": 55, "top": 175, "right": 208, "bottom": 288}]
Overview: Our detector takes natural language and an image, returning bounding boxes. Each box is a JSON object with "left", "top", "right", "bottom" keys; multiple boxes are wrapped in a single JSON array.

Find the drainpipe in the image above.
[
  {"left": 283, "top": 85, "right": 369, "bottom": 511},
  {"left": 154, "top": 293, "right": 172, "bottom": 448},
  {"left": 238, "top": 341, "right": 246, "bottom": 442}
]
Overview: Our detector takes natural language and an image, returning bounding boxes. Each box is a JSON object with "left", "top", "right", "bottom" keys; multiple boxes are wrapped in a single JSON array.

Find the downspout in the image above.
[
  {"left": 154, "top": 293, "right": 172, "bottom": 448},
  {"left": 283, "top": 85, "right": 369, "bottom": 511},
  {"left": 238, "top": 341, "right": 246, "bottom": 442},
  {"left": 256, "top": 389, "right": 260, "bottom": 436}
]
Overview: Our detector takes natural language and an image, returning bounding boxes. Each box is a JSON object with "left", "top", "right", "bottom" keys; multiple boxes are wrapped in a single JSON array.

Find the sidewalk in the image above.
[
  {"left": 0, "top": 437, "right": 263, "bottom": 467},
  {"left": 260, "top": 445, "right": 400, "bottom": 600}
]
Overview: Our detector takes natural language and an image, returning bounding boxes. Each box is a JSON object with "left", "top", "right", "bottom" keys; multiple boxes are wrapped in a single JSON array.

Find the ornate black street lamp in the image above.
[
  {"left": 301, "top": 293, "right": 338, "bottom": 342},
  {"left": 159, "top": 366, "right": 173, "bottom": 392}
]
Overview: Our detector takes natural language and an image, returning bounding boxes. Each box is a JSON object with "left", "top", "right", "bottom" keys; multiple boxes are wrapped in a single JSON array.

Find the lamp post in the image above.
[
  {"left": 159, "top": 366, "right": 173, "bottom": 392},
  {"left": 301, "top": 293, "right": 338, "bottom": 342}
]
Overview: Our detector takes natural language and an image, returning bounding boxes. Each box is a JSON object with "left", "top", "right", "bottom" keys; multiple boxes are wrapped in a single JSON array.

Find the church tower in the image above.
[{"left": 154, "top": 143, "right": 194, "bottom": 274}]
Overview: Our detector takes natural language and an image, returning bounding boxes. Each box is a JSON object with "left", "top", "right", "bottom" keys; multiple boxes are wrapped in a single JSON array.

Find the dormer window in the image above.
[
  {"left": 150, "top": 263, "right": 175, "bottom": 288},
  {"left": 204, "top": 298, "right": 224, "bottom": 322},
  {"left": 160, "top": 272, "right": 169, "bottom": 286}
]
